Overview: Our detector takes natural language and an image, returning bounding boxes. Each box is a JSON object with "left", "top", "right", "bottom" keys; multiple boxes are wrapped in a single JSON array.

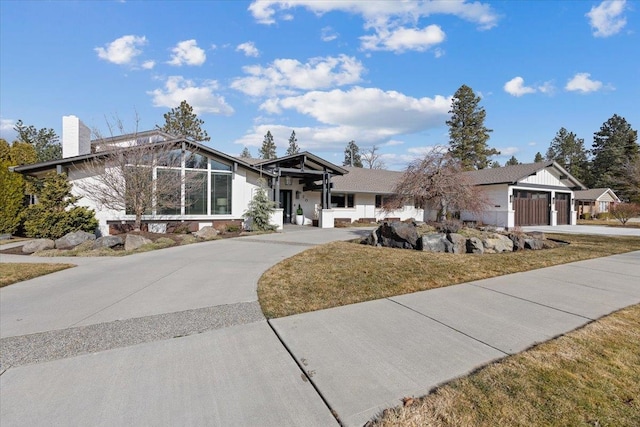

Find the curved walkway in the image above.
[{"left": 1, "top": 226, "right": 639, "bottom": 426}]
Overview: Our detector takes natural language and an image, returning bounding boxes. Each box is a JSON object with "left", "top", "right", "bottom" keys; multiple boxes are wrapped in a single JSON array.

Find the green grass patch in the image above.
[
  {"left": 258, "top": 233, "right": 640, "bottom": 318},
  {"left": 369, "top": 304, "right": 640, "bottom": 426},
  {"left": 0, "top": 263, "right": 75, "bottom": 287}
]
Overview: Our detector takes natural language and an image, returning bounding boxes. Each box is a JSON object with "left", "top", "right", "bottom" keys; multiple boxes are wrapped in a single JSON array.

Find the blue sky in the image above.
[{"left": 1, "top": 0, "right": 638, "bottom": 169}]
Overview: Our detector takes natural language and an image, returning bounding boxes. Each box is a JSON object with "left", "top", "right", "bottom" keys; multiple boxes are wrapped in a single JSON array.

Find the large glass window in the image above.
[
  {"left": 210, "top": 159, "right": 232, "bottom": 171},
  {"left": 212, "top": 174, "right": 232, "bottom": 214},
  {"left": 125, "top": 166, "right": 152, "bottom": 215},
  {"left": 185, "top": 151, "right": 208, "bottom": 169},
  {"left": 331, "top": 193, "right": 355, "bottom": 208},
  {"left": 156, "top": 169, "right": 181, "bottom": 215},
  {"left": 185, "top": 170, "right": 207, "bottom": 215}
]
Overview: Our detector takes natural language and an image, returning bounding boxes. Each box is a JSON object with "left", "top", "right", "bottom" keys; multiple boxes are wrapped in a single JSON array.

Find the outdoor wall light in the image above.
[
  {"left": 509, "top": 194, "right": 513, "bottom": 204},
  {"left": 296, "top": 191, "right": 301, "bottom": 199},
  {"left": 284, "top": 176, "right": 292, "bottom": 185},
  {"left": 552, "top": 197, "right": 556, "bottom": 204}
]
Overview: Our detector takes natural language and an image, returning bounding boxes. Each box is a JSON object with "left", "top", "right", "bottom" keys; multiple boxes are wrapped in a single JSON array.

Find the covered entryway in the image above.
[
  {"left": 514, "top": 190, "right": 550, "bottom": 226},
  {"left": 555, "top": 193, "right": 571, "bottom": 225},
  {"left": 279, "top": 190, "right": 293, "bottom": 224}
]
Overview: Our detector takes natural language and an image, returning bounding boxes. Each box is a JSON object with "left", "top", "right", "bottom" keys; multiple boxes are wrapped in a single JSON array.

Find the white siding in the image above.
[{"left": 520, "top": 168, "right": 564, "bottom": 186}]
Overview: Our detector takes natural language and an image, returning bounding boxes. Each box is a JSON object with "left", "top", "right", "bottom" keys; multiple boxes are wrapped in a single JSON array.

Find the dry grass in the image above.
[
  {"left": 369, "top": 304, "right": 640, "bottom": 427},
  {"left": 0, "top": 263, "right": 75, "bottom": 287},
  {"left": 578, "top": 219, "right": 640, "bottom": 228},
  {"left": 258, "top": 233, "right": 640, "bottom": 318}
]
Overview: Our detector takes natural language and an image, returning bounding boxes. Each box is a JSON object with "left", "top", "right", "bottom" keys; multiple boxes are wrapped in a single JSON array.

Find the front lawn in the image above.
[
  {"left": 369, "top": 304, "right": 640, "bottom": 426},
  {"left": 0, "top": 263, "right": 75, "bottom": 287},
  {"left": 258, "top": 233, "right": 640, "bottom": 318}
]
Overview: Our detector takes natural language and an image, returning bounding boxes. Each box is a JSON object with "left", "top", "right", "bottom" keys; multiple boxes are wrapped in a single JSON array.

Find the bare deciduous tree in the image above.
[
  {"left": 388, "top": 148, "right": 489, "bottom": 222},
  {"left": 362, "top": 145, "right": 386, "bottom": 169},
  {"left": 77, "top": 116, "right": 205, "bottom": 231}
]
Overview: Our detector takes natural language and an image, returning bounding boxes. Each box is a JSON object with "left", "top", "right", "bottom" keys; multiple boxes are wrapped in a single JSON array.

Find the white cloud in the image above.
[
  {"left": 236, "top": 42, "right": 260, "bottom": 57},
  {"left": 260, "top": 86, "right": 451, "bottom": 140},
  {"left": 248, "top": 1, "right": 498, "bottom": 53},
  {"left": 503, "top": 77, "right": 536, "bottom": 97},
  {"left": 504, "top": 76, "right": 556, "bottom": 97},
  {"left": 565, "top": 73, "right": 604, "bottom": 93},
  {"left": 360, "top": 24, "right": 445, "bottom": 52},
  {"left": 586, "top": 0, "right": 628, "bottom": 37},
  {"left": 1, "top": 118, "right": 15, "bottom": 132},
  {"left": 231, "top": 55, "right": 365, "bottom": 97},
  {"left": 434, "top": 47, "right": 445, "bottom": 58},
  {"left": 498, "top": 147, "right": 519, "bottom": 156},
  {"left": 248, "top": 1, "right": 498, "bottom": 29},
  {"left": 321, "top": 26, "right": 339, "bottom": 42},
  {"left": 235, "top": 88, "right": 451, "bottom": 152},
  {"left": 95, "top": 35, "right": 147, "bottom": 65},
  {"left": 148, "top": 76, "right": 234, "bottom": 115},
  {"left": 167, "top": 40, "right": 206, "bottom": 66},
  {"left": 141, "top": 60, "right": 155, "bottom": 70}
]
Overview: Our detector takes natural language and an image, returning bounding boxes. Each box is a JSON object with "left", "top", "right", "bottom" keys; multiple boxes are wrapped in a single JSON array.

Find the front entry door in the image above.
[{"left": 279, "top": 190, "right": 293, "bottom": 224}]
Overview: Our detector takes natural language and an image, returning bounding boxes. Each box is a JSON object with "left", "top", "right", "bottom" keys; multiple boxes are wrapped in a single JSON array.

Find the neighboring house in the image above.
[
  {"left": 12, "top": 116, "right": 586, "bottom": 235},
  {"left": 574, "top": 188, "right": 621, "bottom": 218}
]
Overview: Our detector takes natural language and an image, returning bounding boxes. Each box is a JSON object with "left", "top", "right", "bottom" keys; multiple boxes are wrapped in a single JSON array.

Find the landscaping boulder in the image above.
[
  {"left": 361, "top": 229, "right": 379, "bottom": 246},
  {"left": 508, "top": 233, "right": 526, "bottom": 251},
  {"left": 93, "top": 235, "right": 124, "bottom": 249},
  {"left": 193, "top": 226, "right": 219, "bottom": 240},
  {"left": 446, "top": 233, "right": 467, "bottom": 254},
  {"left": 524, "top": 238, "right": 544, "bottom": 250},
  {"left": 124, "top": 234, "right": 153, "bottom": 251},
  {"left": 55, "top": 231, "right": 96, "bottom": 250},
  {"left": 421, "top": 233, "right": 447, "bottom": 253},
  {"left": 22, "top": 239, "right": 55, "bottom": 254},
  {"left": 466, "top": 237, "right": 484, "bottom": 254},
  {"left": 378, "top": 221, "right": 421, "bottom": 250},
  {"left": 482, "top": 234, "right": 514, "bottom": 253}
]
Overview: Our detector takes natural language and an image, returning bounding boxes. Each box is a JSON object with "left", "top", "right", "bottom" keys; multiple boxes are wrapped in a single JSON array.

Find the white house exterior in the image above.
[{"left": 13, "top": 117, "right": 587, "bottom": 235}]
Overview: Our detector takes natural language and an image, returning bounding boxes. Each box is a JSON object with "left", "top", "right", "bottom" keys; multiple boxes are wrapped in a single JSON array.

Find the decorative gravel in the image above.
[{"left": 0, "top": 301, "right": 264, "bottom": 369}]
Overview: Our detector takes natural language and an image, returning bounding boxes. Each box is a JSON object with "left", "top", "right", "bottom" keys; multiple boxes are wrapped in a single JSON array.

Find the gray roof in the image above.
[
  {"left": 331, "top": 167, "right": 403, "bottom": 194},
  {"left": 574, "top": 188, "right": 620, "bottom": 202},
  {"left": 13, "top": 136, "right": 273, "bottom": 177},
  {"left": 331, "top": 161, "right": 586, "bottom": 194}
]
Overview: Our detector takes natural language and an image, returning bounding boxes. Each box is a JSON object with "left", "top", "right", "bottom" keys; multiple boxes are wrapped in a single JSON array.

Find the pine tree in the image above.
[
  {"left": 505, "top": 156, "right": 520, "bottom": 166},
  {"left": 490, "top": 160, "right": 501, "bottom": 168},
  {"left": 14, "top": 120, "right": 61, "bottom": 162},
  {"left": 240, "top": 147, "right": 252, "bottom": 158},
  {"left": 343, "top": 140, "right": 363, "bottom": 167},
  {"left": 590, "top": 114, "right": 639, "bottom": 200},
  {"left": 446, "top": 85, "right": 499, "bottom": 170},
  {"left": 259, "top": 131, "right": 277, "bottom": 159},
  {"left": 159, "top": 100, "right": 210, "bottom": 142},
  {"left": 534, "top": 152, "right": 544, "bottom": 163},
  {"left": 545, "top": 127, "right": 588, "bottom": 182},
  {"left": 243, "top": 178, "right": 276, "bottom": 231},
  {"left": 285, "top": 130, "right": 299, "bottom": 155}
]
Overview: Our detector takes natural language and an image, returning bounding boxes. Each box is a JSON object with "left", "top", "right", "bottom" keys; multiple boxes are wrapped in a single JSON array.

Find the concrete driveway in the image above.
[
  {"left": 522, "top": 224, "right": 640, "bottom": 236},
  {"left": 2, "top": 225, "right": 639, "bottom": 426},
  {"left": 0, "top": 227, "right": 370, "bottom": 426}
]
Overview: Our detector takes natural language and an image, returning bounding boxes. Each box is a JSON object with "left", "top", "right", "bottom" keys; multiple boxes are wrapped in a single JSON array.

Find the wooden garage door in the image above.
[
  {"left": 514, "top": 190, "right": 550, "bottom": 226},
  {"left": 555, "top": 193, "right": 570, "bottom": 225}
]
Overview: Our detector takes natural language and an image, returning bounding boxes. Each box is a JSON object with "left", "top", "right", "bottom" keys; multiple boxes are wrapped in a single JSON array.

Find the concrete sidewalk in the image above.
[{"left": 271, "top": 250, "right": 640, "bottom": 427}]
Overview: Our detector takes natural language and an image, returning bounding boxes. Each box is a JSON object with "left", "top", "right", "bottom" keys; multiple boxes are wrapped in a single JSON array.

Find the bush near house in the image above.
[{"left": 20, "top": 172, "right": 98, "bottom": 239}]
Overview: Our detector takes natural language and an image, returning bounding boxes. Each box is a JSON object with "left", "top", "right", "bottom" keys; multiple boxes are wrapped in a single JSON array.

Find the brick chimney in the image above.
[{"left": 62, "top": 115, "right": 91, "bottom": 158}]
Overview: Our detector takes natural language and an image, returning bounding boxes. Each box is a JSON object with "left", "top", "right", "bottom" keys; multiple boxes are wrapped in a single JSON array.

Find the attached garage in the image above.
[
  {"left": 555, "top": 193, "right": 571, "bottom": 225},
  {"left": 514, "top": 190, "right": 550, "bottom": 226},
  {"left": 463, "top": 161, "right": 586, "bottom": 229}
]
